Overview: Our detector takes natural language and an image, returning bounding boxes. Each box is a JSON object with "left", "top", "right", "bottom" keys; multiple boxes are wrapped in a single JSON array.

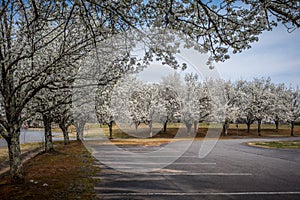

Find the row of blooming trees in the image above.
[
  {"left": 1, "top": 0, "right": 299, "bottom": 183},
  {"left": 96, "top": 74, "right": 300, "bottom": 137}
]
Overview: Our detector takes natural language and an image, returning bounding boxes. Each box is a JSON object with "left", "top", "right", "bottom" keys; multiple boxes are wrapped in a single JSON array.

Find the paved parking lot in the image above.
[{"left": 91, "top": 138, "right": 300, "bottom": 199}]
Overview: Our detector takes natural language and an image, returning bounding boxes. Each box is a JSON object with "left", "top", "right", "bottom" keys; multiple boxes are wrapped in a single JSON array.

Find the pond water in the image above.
[{"left": 0, "top": 129, "right": 61, "bottom": 147}]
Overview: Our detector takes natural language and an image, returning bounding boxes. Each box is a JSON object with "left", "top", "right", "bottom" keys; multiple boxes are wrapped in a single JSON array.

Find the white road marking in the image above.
[
  {"left": 97, "top": 191, "right": 300, "bottom": 196},
  {"left": 101, "top": 162, "right": 216, "bottom": 165},
  {"left": 150, "top": 172, "right": 252, "bottom": 176},
  {"left": 95, "top": 172, "right": 252, "bottom": 176},
  {"left": 93, "top": 151, "right": 181, "bottom": 153},
  {"left": 95, "top": 155, "right": 199, "bottom": 158}
]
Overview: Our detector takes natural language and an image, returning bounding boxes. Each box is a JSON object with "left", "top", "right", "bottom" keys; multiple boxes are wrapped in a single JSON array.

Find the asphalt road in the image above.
[{"left": 91, "top": 137, "right": 300, "bottom": 200}]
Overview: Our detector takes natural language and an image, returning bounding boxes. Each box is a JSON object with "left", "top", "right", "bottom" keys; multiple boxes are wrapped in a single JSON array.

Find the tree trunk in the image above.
[
  {"left": 222, "top": 121, "right": 229, "bottom": 136},
  {"left": 257, "top": 119, "right": 262, "bottom": 136},
  {"left": 275, "top": 120, "right": 279, "bottom": 132},
  {"left": 5, "top": 125, "right": 24, "bottom": 184},
  {"left": 108, "top": 121, "right": 113, "bottom": 139},
  {"left": 186, "top": 123, "right": 192, "bottom": 136},
  {"left": 59, "top": 123, "right": 70, "bottom": 145},
  {"left": 43, "top": 114, "right": 54, "bottom": 152},
  {"left": 163, "top": 120, "right": 168, "bottom": 134},
  {"left": 134, "top": 122, "right": 139, "bottom": 136},
  {"left": 291, "top": 121, "right": 295, "bottom": 136},
  {"left": 149, "top": 121, "right": 153, "bottom": 137},
  {"left": 75, "top": 121, "right": 85, "bottom": 141},
  {"left": 193, "top": 121, "right": 198, "bottom": 134},
  {"left": 246, "top": 121, "right": 251, "bottom": 133}
]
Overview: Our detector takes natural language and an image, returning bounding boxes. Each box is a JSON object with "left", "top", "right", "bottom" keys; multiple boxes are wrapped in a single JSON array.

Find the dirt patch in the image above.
[
  {"left": 84, "top": 138, "right": 176, "bottom": 148},
  {"left": 0, "top": 141, "right": 99, "bottom": 200}
]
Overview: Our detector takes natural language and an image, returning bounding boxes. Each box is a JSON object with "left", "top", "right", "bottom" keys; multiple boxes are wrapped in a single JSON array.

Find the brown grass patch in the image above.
[
  {"left": 86, "top": 123, "right": 299, "bottom": 139},
  {"left": 0, "top": 141, "right": 99, "bottom": 200}
]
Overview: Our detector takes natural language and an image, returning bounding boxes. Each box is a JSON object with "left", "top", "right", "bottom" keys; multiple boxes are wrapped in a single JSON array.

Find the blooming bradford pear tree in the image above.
[
  {"left": 157, "top": 84, "right": 180, "bottom": 134},
  {"left": 0, "top": 1, "right": 108, "bottom": 182},
  {"left": 250, "top": 78, "right": 274, "bottom": 136},
  {"left": 235, "top": 80, "right": 256, "bottom": 133},
  {"left": 126, "top": 79, "right": 148, "bottom": 136},
  {"left": 96, "top": 83, "right": 115, "bottom": 139},
  {"left": 77, "top": 32, "right": 146, "bottom": 139},
  {"left": 211, "top": 79, "right": 238, "bottom": 135},
  {"left": 30, "top": 86, "right": 73, "bottom": 152},
  {"left": 192, "top": 81, "right": 211, "bottom": 134},
  {"left": 179, "top": 73, "right": 206, "bottom": 135},
  {"left": 109, "top": 76, "right": 146, "bottom": 136},
  {"left": 52, "top": 89, "right": 74, "bottom": 146},
  {"left": 54, "top": 103, "right": 73, "bottom": 145},
  {"left": 286, "top": 87, "right": 300, "bottom": 136},
  {"left": 159, "top": 73, "right": 182, "bottom": 133},
  {"left": 143, "top": 0, "right": 300, "bottom": 67},
  {"left": 143, "top": 84, "right": 167, "bottom": 137},
  {"left": 268, "top": 83, "right": 290, "bottom": 132},
  {"left": 237, "top": 78, "right": 273, "bottom": 136}
]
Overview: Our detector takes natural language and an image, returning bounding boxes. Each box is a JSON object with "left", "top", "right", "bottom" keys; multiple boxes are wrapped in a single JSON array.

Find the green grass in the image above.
[{"left": 251, "top": 141, "right": 300, "bottom": 149}]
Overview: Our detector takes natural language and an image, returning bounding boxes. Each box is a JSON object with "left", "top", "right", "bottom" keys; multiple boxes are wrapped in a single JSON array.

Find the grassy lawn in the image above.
[
  {"left": 248, "top": 141, "right": 300, "bottom": 149},
  {"left": 0, "top": 141, "right": 99, "bottom": 200}
]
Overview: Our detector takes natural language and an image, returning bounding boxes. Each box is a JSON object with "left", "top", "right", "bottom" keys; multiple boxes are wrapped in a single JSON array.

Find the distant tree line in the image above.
[{"left": 96, "top": 74, "right": 300, "bottom": 138}]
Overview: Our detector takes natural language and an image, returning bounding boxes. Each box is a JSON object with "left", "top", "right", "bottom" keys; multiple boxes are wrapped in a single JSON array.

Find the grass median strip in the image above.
[{"left": 247, "top": 140, "right": 300, "bottom": 149}]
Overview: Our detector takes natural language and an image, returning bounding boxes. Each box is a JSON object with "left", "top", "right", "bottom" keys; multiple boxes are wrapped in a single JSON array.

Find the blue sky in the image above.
[
  {"left": 137, "top": 25, "right": 300, "bottom": 87},
  {"left": 215, "top": 25, "right": 300, "bottom": 87}
]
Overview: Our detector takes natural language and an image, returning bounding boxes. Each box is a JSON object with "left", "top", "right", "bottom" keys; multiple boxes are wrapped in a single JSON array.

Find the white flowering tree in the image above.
[
  {"left": 268, "top": 83, "right": 290, "bottom": 132},
  {"left": 235, "top": 80, "right": 256, "bottom": 133},
  {"left": 236, "top": 78, "right": 273, "bottom": 136},
  {"left": 53, "top": 95, "right": 73, "bottom": 145},
  {"left": 286, "top": 88, "right": 300, "bottom": 136},
  {"left": 210, "top": 79, "right": 238, "bottom": 135},
  {"left": 0, "top": 1, "right": 106, "bottom": 182},
  {"left": 109, "top": 76, "right": 145, "bottom": 136},
  {"left": 143, "top": 0, "right": 299, "bottom": 67},
  {"left": 96, "top": 83, "right": 116, "bottom": 139},
  {"left": 179, "top": 73, "right": 209, "bottom": 135},
  {"left": 192, "top": 81, "right": 211, "bottom": 134},
  {"left": 72, "top": 31, "right": 141, "bottom": 140},
  {"left": 30, "top": 86, "right": 73, "bottom": 152},
  {"left": 143, "top": 84, "right": 169, "bottom": 137},
  {"left": 159, "top": 73, "right": 182, "bottom": 133},
  {"left": 251, "top": 78, "right": 274, "bottom": 136},
  {"left": 128, "top": 81, "right": 147, "bottom": 135}
]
